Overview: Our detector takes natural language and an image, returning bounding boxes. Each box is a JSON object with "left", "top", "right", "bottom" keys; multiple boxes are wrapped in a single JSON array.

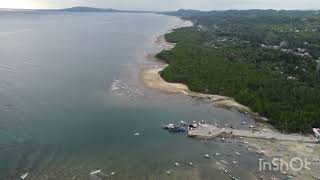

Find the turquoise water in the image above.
[{"left": 0, "top": 11, "right": 278, "bottom": 180}]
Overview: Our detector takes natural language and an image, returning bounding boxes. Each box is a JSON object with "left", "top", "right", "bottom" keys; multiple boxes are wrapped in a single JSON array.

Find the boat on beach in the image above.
[
  {"left": 162, "top": 122, "right": 187, "bottom": 132},
  {"left": 163, "top": 124, "right": 175, "bottom": 130},
  {"left": 168, "top": 126, "right": 187, "bottom": 132},
  {"left": 313, "top": 128, "right": 320, "bottom": 140},
  {"left": 20, "top": 173, "right": 28, "bottom": 179},
  {"left": 90, "top": 170, "right": 101, "bottom": 175}
]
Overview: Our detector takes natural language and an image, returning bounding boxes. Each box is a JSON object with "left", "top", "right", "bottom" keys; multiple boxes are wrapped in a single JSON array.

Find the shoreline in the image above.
[
  {"left": 141, "top": 34, "right": 266, "bottom": 122},
  {"left": 141, "top": 64, "right": 252, "bottom": 112},
  {"left": 140, "top": 31, "right": 320, "bottom": 179}
]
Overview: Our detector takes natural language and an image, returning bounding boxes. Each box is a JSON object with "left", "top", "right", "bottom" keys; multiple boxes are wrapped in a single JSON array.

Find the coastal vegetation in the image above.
[{"left": 158, "top": 10, "right": 320, "bottom": 133}]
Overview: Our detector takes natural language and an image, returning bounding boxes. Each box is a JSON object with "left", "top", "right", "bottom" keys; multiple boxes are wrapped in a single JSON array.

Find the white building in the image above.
[
  {"left": 280, "top": 42, "right": 287, "bottom": 47},
  {"left": 313, "top": 128, "right": 320, "bottom": 139}
]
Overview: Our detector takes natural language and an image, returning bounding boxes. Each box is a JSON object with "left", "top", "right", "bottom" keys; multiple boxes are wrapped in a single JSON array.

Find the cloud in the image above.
[
  {"left": 0, "top": 0, "right": 319, "bottom": 10},
  {"left": 174, "top": 0, "right": 320, "bottom": 10}
]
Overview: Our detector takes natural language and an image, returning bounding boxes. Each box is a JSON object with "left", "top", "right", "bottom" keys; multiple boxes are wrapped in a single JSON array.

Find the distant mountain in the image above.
[
  {"left": 160, "top": 9, "right": 320, "bottom": 18},
  {"left": 0, "top": 6, "right": 156, "bottom": 13},
  {"left": 160, "top": 9, "right": 207, "bottom": 17},
  {"left": 56, "top": 6, "right": 156, "bottom": 13},
  {"left": 58, "top": 6, "right": 116, "bottom": 12}
]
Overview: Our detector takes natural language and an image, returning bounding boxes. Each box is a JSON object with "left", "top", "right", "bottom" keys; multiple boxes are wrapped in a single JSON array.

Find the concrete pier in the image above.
[{"left": 188, "top": 124, "right": 318, "bottom": 143}]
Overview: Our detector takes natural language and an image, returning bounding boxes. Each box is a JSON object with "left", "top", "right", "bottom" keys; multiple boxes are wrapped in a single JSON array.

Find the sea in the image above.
[{"left": 0, "top": 11, "right": 279, "bottom": 180}]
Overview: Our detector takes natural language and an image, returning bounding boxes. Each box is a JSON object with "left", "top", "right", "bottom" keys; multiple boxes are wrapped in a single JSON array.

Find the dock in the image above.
[{"left": 188, "top": 124, "right": 318, "bottom": 143}]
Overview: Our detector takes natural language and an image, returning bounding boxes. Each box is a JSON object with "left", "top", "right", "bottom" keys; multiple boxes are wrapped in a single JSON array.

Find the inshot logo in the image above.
[{"left": 259, "top": 157, "right": 311, "bottom": 172}]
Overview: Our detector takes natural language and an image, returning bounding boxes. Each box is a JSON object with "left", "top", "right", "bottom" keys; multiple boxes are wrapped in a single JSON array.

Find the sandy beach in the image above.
[
  {"left": 141, "top": 35, "right": 260, "bottom": 119},
  {"left": 141, "top": 65, "right": 252, "bottom": 112},
  {"left": 140, "top": 32, "right": 320, "bottom": 180}
]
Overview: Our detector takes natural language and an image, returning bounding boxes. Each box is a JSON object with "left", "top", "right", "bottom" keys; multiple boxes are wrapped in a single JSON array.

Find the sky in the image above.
[{"left": 0, "top": 0, "right": 319, "bottom": 11}]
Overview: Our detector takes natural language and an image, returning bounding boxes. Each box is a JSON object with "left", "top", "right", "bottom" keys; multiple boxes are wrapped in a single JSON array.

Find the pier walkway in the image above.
[{"left": 188, "top": 124, "right": 318, "bottom": 143}]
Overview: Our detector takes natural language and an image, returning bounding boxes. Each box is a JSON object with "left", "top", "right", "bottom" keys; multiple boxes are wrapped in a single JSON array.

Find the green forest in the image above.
[{"left": 158, "top": 10, "right": 320, "bottom": 133}]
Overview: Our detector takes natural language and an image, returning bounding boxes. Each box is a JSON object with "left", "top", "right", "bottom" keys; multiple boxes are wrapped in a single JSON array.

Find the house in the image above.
[
  {"left": 304, "top": 52, "right": 311, "bottom": 57},
  {"left": 313, "top": 128, "right": 320, "bottom": 139},
  {"left": 287, "top": 76, "right": 296, "bottom": 80},
  {"left": 297, "top": 48, "right": 307, "bottom": 53},
  {"left": 280, "top": 42, "right": 287, "bottom": 47},
  {"left": 261, "top": 44, "right": 267, "bottom": 48},
  {"left": 272, "top": 46, "right": 280, "bottom": 49}
]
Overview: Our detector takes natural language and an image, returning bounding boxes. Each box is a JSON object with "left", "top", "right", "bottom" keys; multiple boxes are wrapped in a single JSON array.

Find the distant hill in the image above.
[
  {"left": 0, "top": 6, "right": 156, "bottom": 13},
  {"left": 56, "top": 6, "right": 155, "bottom": 13},
  {"left": 57, "top": 6, "right": 117, "bottom": 12},
  {"left": 161, "top": 9, "right": 320, "bottom": 18},
  {"left": 161, "top": 9, "right": 206, "bottom": 17}
]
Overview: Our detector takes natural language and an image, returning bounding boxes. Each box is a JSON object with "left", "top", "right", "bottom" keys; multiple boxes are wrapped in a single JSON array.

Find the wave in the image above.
[{"left": 110, "top": 79, "right": 143, "bottom": 97}]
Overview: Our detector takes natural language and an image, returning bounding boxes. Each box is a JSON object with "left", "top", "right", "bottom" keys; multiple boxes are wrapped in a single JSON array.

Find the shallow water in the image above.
[{"left": 0, "top": 11, "right": 279, "bottom": 180}]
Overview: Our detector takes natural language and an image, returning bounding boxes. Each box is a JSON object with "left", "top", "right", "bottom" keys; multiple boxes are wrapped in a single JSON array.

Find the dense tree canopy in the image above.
[{"left": 158, "top": 10, "right": 320, "bottom": 133}]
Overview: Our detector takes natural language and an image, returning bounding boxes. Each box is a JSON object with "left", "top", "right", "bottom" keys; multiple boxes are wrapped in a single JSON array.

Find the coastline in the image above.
[
  {"left": 141, "top": 34, "right": 263, "bottom": 121},
  {"left": 141, "top": 64, "right": 251, "bottom": 112},
  {"left": 140, "top": 31, "right": 320, "bottom": 179}
]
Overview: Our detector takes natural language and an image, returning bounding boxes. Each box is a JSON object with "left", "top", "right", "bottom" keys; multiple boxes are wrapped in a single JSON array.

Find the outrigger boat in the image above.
[
  {"left": 162, "top": 123, "right": 187, "bottom": 132},
  {"left": 90, "top": 169, "right": 101, "bottom": 175},
  {"left": 163, "top": 124, "right": 175, "bottom": 130},
  {"left": 20, "top": 173, "right": 28, "bottom": 179}
]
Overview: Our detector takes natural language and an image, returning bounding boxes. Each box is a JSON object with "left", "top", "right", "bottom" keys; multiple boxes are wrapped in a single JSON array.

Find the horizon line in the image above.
[{"left": 0, "top": 6, "right": 319, "bottom": 12}]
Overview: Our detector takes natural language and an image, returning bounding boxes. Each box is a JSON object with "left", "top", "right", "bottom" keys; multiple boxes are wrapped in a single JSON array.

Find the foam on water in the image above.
[{"left": 110, "top": 79, "right": 144, "bottom": 98}]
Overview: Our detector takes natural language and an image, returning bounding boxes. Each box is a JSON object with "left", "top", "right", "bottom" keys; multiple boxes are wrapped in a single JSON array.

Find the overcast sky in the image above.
[{"left": 0, "top": 0, "right": 319, "bottom": 11}]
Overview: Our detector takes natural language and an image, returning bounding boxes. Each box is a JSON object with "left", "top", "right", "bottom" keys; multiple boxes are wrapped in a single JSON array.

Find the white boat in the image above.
[
  {"left": 313, "top": 176, "right": 320, "bottom": 180},
  {"left": 20, "top": 173, "right": 28, "bottom": 179},
  {"left": 221, "top": 160, "right": 229, "bottom": 165},
  {"left": 90, "top": 169, "right": 101, "bottom": 175},
  {"left": 180, "top": 121, "right": 187, "bottom": 125},
  {"left": 163, "top": 124, "right": 175, "bottom": 129},
  {"left": 232, "top": 161, "right": 238, "bottom": 164},
  {"left": 165, "top": 170, "right": 173, "bottom": 175},
  {"left": 229, "top": 174, "right": 239, "bottom": 180},
  {"left": 188, "top": 162, "right": 195, "bottom": 167}
]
